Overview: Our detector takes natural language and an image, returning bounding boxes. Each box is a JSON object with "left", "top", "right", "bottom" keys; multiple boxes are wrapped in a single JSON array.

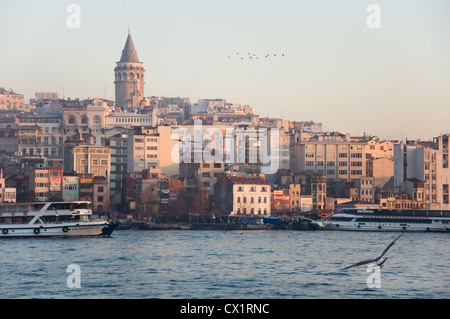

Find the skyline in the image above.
[{"left": 1, "top": 0, "right": 449, "bottom": 140}]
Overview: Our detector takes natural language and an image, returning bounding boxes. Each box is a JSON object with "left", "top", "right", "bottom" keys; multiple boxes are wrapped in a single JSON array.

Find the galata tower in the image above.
[{"left": 114, "top": 28, "right": 145, "bottom": 109}]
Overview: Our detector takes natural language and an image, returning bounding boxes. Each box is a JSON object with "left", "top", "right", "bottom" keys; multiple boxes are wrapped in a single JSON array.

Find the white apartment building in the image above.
[{"left": 214, "top": 174, "right": 272, "bottom": 216}]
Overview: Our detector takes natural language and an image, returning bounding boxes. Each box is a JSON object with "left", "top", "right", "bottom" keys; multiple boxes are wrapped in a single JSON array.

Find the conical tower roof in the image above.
[{"left": 119, "top": 32, "right": 140, "bottom": 63}]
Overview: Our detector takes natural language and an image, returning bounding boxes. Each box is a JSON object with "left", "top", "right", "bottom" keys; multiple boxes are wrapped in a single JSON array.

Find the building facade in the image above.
[
  {"left": 64, "top": 144, "right": 111, "bottom": 182},
  {"left": 394, "top": 133, "right": 449, "bottom": 210},
  {"left": 127, "top": 126, "right": 179, "bottom": 176},
  {"left": 0, "top": 88, "right": 24, "bottom": 110},
  {"left": 214, "top": 174, "right": 272, "bottom": 216},
  {"left": 292, "top": 133, "right": 366, "bottom": 182}
]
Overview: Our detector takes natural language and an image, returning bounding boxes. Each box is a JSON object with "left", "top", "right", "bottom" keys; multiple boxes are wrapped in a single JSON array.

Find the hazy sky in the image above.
[{"left": 1, "top": 0, "right": 449, "bottom": 140}]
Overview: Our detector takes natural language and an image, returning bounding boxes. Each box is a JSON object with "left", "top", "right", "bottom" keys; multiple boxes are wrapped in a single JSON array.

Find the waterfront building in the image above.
[
  {"left": 93, "top": 176, "right": 109, "bottom": 215},
  {"left": 0, "top": 169, "right": 16, "bottom": 203},
  {"left": 62, "top": 173, "right": 79, "bottom": 202},
  {"left": 354, "top": 177, "right": 375, "bottom": 204},
  {"left": 273, "top": 189, "right": 290, "bottom": 213},
  {"left": 28, "top": 168, "right": 50, "bottom": 201},
  {"left": 214, "top": 174, "right": 272, "bottom": 216},
  {"left": 394, "top": 133, "right": 449, "bottom": 210},
  {"left": 289, "top": 184, "right": 301, "bottom": 212},
  {"left": 79, "top": 173, "right": 94, "bottom": 202},
  {"left": 309, "top": 175, "right": 327, "bottom": 210},
  {"left": 48, "top": 166, "right": 63, "bottom": 200}
]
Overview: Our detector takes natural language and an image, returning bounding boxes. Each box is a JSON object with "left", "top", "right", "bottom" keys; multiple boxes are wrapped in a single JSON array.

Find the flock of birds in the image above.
[{"left": 228, "top": 52, "right": 285, "bottom": 60}]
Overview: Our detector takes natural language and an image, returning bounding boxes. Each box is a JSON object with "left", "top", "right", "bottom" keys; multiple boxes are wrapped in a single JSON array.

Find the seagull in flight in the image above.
[{"left": 341, "top": 233, "right": 404, "bottom": 270}]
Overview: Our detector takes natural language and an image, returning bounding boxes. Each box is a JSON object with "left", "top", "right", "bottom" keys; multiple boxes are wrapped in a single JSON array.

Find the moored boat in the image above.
[
  {"left": 318, "top": 208, "right": 450, "bottom": 232},
  {"left": 0, "top": 201, "right": 117, "bottom": 237}
]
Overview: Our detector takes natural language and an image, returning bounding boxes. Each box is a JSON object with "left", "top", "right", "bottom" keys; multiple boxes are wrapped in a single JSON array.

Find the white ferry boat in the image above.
[
  {"left": 319, "top": 208, "right": 450, "bottom": 232},
  {"left": 0, "top": 201, "right": 117, "bottom": 237}
]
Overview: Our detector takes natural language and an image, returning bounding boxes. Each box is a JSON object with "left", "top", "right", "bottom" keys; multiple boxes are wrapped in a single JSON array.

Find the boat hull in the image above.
[
  {"left": 321, "top": 222, "right": 450, "bottom": 232},
  {"left": 0, "top": 221, "right": 116, "bottom": 238}
]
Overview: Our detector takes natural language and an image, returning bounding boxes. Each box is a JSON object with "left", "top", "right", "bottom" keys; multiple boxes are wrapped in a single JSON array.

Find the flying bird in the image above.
[{"left": 341, "top": 233, "right": 404, "bottom": 270}]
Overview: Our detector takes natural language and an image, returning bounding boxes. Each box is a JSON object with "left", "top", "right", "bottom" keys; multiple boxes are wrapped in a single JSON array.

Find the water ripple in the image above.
[{"left": 0, "top": 230, "right": 449, "bottom": 298}]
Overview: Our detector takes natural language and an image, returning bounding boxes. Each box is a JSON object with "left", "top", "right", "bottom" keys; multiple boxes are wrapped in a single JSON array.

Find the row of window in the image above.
[
  {"left": 115, "top": 117, "right": 151, "bottom": 123},
  {"left": 306, "top": 161, "right": 363, "bottom": 167},
  {"left": 237, "top": 186, "right": 268, "bottom": 192},
  {"left": 237, "top": 197, "right": 268, "bottom": 204},
  {"left": 68, "top": 116, "right": 102, "bottom": 125},
  {"left": 74, "top": 148, "right": 109, "bottom": 154},
  {"left": 79, "top": 159, "right": 108, "bottom": 165},
  {"left": 236, "top": 208, "right": 268, "bottom": 215},
  {"left": 21, "top": 148, "right": 63, "bottom": 157}
]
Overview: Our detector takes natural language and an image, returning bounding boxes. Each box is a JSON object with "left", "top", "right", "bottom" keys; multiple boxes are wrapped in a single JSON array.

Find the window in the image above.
[
  {"left": 93, "top": 116, "right": 101, "bottom": 125},
  {"left": 68, "top": 116, "right": 76, "bottom": 124}
]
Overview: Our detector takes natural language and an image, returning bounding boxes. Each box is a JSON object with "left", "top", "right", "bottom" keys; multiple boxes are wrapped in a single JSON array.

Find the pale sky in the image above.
[{"left": 0, "top": 0, "right": 449, "bottom": 140}]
